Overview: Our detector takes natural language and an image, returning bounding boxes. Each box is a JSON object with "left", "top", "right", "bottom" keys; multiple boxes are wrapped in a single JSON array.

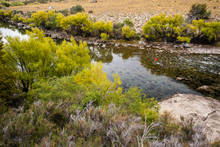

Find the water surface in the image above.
[{"left": 1, "top": 25, "right": 219, "bottom": 99}]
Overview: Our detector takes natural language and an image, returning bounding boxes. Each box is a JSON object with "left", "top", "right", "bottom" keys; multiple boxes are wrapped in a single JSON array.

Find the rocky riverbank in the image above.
[{"left": 159, "top": 94, "right": 220, "bottom": 142}]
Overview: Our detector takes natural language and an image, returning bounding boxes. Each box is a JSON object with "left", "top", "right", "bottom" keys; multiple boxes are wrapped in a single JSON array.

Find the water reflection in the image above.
[{"left": 90, "top": 45, "right": 220, "bottom": 99}]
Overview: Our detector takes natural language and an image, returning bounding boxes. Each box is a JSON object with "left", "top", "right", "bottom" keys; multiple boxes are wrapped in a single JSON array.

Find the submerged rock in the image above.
[{"left": 159, "top": 94, "right": 220, "bottom": 142}]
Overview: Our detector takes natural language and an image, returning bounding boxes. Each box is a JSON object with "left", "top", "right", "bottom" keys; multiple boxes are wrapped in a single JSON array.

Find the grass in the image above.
[{"left": 8, "top": 0, "right": 220, "bottom": 19}]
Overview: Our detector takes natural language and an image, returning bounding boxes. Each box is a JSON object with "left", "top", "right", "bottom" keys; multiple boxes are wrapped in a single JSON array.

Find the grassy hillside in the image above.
[{"left": 9, "top": 0, "right": 220, "bottom": 20}]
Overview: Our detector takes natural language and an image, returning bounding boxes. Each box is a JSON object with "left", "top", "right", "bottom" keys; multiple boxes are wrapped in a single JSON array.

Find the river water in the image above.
[{"left": 1, "top": 24, "right": 220, "bottom": 99}]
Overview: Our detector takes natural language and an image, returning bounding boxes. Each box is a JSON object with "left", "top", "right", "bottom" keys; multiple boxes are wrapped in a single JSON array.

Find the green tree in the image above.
[
  {"left": 55, "top": 37, "right": 90, "bottom": 76},
  {"left": 142, "top": 14, "right": 185, "bottom": 42},
  {"left": 1, "top": 28, "right": 90, "bottom": 93}
]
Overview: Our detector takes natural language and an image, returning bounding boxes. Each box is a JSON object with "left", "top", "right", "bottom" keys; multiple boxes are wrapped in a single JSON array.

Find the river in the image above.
[{"left": 1, "top": 24, "right": 220, "bottom": 99}]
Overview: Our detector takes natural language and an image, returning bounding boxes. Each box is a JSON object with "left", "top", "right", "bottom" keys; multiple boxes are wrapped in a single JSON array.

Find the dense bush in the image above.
[
  {"left": 70, "top": 5, "right": 85, "bottom": 14},
  {"left": 100, "top": 33, "right": 109, "bottom": 41},
  {"left": 0, "top": 0, "right": 10, "bottom": 7},
  {"left": 188, "top": 19, "right": 220, "bottom": 43},
  {"left": 30, "top": 11, "right": 60, "bottom": 29},
  {"left": 0, "top": 28, "right": 90, "bottom": 93},
  {"left": 59, "top": 13, "right": 93, "bottom": 36},
  {"left": 122, "top": 26, "right": 136, "bottom": 40},
  {"left": 142, "top": 14, "right": 185, "bottom": 42},
  {"left": 10, "top": 1, "right": 24, "bottom": 6},
  {"left": 123, "top": 18, "right": 134, "bottom": 27},
  {"left": 11, "top": 14, "right": 27, "bottom": 23},
  {"left": 188, "top": 4, "right": 211, "bottom": 21},
  {"left": 93, "top": 21, "right": 113, "bottom": 36},
  {"left": 0, "top": 10, "right": 12, "bottom": 21},
  {"left": 57, "top": 9, "right": 69, "bottom": 16}
]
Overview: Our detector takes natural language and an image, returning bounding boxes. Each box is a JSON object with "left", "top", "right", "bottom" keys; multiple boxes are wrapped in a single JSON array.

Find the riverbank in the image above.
[
  {"left": 4, "top": 20, "right": 220, "bottom": 55},
  {"left": 159, "top": 93, "right": 220, "bottom": 142},
  {"left": 8, "top": 0, "right": 220, "bottom": 33}
]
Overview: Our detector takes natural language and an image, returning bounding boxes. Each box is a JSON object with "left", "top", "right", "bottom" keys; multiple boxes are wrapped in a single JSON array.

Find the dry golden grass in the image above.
[{"left": 9, "top": 0, "right": 220, "bottom": 19}]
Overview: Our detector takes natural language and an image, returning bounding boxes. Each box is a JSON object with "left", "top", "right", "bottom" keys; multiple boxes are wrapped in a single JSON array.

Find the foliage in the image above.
[
  {"left": 0, "top": 0, "right": 10, "bottom": 7},
  {"left": 59, "top": 13, "right": 93, "bottom": 36},
  {"left": 0, "top": 99, "right": 211, "bottom": 146},
  {"left": 122, "top": 26, "right": 136, "bottom": 40},
  {"left": 0, "top": 10, "right": 12, "bottom": 21},
  {"left": 30, "top": 11, "right": 60, "bottom": 29},
  {"left": 177, "top": 36, "right": 191, "bottom": 43},
  {"left": 93, "top": 21, "right": 113, "bottom": 35},
  {"left": 142, "top": 14, "right": 185, "bottom": 42},
  {"left": 0, "top": 28, "right": 90, "bottom": 93},
  {"left": 57, "top": 9, "right": 69, "bottom": 16},
  {"left": 188, "top": 4, "right": 211, "bottom": 21},
  {"left": 28, "top": 76, "right": 86, "bottom": 103},
  {"left": 123, "top": 18, "right": 134, "bottom": 27},
  {"left": 55, "top": 37, "right": 90, "bottom": 76},
  {"left": 188, "top": 19, "right": 220, "bottom": 43},
  {"left": 11, "top": 14, "right": 27, "bottom": 23},
  {"left": 100, "top": 33, "right": 109, "bottom": 41},
  {"left": 10, "top": 1, "right": 24, "bottom": 6},
  {"left": 70, "top": 5, "right": 85, "bottom": 14}
]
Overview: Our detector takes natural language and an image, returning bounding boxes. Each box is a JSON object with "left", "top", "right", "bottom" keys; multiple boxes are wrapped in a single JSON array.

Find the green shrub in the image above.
[
  {"left": 55, "top": 38, "right": 90, "bottom": 76},
  {"left": 188, "top": 19, "right": 220, "bottom": 43},
  {"left": 59, "top": 13, "right": 93, "bottom": 36},
  {"left": 0, "top": 0, "right": 10, "bottom": 7},
  {"left": 0, "top": 10, "right": 12, "bottom": 21},
  {"left": 70, "top": 5, "right": 85, "bottom": 14},
  {"left": 177, "top": 36, "right": 191, "bottom": 43},
  {"left": 10, "top": 1, "right": 24, "bottom": 6},
  {"left": 11, "top": 14, "right": 27, "bottom": 23},
  {"left": 57, "top": 9, "right": 69, "bottom": 16},
  {"left": 188, "top": 4, "right": 211, "bottom": 21},
  {"left": 122, "top": 26, "right": 136, "bottom": 40},
  {"left": 100, "top": 33, "right": 109, "bottom": 41},
  {"left": 30, "top": 11, "right": 59, "bottom": 29},
  {"left": 123, "top": 18, "right": 134, "bottom": 27},
  {"left": 93, "top": 21, "right": 113, "bottom": 35},
  {"left": 142, "top": 14, "right": 185, "bottom": 42},
  {"left": 1, "top": 29, "right": 90, "bottom": 93}
]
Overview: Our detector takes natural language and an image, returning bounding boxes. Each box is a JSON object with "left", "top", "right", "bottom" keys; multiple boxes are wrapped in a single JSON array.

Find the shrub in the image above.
[
  {"left": 93, "top": 21, "right": 113, "bottom": 35},
  {"left": 11, "top": 14, "right": 27, "bottom": 23},
  {"left": 28, "top": 76, "right": 86, "bottom": 103},
  {"left": 10, "top": 1, "right": 24, "bottom": 6},
  {"left": 123, "top": 18, "right": 134, "bottom": 27},
  {"left": 1, "top": 29, "right": 90, "bottom": 93},
  {"left": 188, "top": 19, "right": 220, "bottom": 43},
  {"left": 30, "top": 11, "right": 59, "bottom": 29},
  {"left": 59, "top": 13, "right": 93, "bottom": 36},
  {"left": 57, "top": 9, "right": 69, "bottom": 16},
  {"left": 100, "top": 33, "right": 109, "bottom": 41},
  {"left": 70, "top": 5, "right": 85, "bottom": 14},
  {"left": 0, "top": 0, "right": 10, "bottom": 7},
  {"left": 122, "top": 26, "right": 136, "bottom": 40},
  {"left": 0, "top": 10, "right": 12, "bottom": 21},
  {"left": 188, "top": 4, "right": 211, "bottom": 21},
  {"left": 177, "top": 36, "right": 191, "bottom": 43},
  {"left": 55, "top": 37, "right": 90, "bottom": 76},
  {"left": 142, "top": 14, "right": 185, "bottom": 42}
]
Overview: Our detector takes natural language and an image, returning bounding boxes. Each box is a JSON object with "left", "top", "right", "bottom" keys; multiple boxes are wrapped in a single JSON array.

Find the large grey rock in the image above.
[{"left": 159, "top": 94, "right": 220, "bottom": 142}]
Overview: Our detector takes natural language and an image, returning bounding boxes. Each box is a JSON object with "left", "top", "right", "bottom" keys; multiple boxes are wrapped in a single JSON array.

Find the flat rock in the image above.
[{"left": 159, "top": 94, "right": 220, "bottom": 142}]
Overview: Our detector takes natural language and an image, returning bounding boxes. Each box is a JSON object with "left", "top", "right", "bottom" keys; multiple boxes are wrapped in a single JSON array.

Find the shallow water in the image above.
[
  {"left": 1, "top": 25, "right": 220, "bottom": 99},
  {"left": 0, "top": 25, "right": 28, "bottom": 43}
]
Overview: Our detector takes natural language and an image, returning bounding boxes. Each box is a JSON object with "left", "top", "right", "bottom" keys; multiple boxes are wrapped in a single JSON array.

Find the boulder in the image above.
[{"left": 159, "top": 94, "right": 220, "bottom": 142}]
